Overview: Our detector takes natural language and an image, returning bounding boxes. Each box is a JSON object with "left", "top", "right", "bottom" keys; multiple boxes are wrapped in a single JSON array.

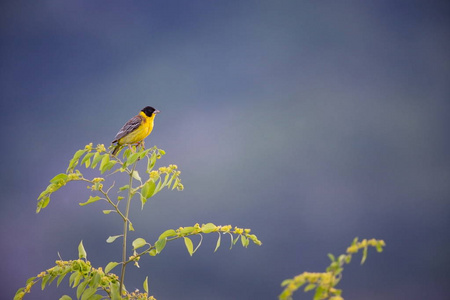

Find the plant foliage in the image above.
[
  {"left": 16, "top": 144, "right": 261, "bottom": 300},
  {"left": 279, "top": 238, "right": 385, "bottom": 300}
]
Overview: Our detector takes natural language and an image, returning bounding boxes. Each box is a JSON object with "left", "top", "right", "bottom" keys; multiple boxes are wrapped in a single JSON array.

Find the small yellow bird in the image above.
[{"left": 111, "top": 106, "right": 160, "bottom": 156}]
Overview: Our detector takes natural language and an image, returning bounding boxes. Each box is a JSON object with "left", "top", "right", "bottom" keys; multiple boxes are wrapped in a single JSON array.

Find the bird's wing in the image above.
[{"left": 112, "top": 115, "right": 143, "bottom": 143}]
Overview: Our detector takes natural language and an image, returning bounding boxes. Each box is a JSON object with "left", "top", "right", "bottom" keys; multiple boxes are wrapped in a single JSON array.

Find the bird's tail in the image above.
[{"left": 112, "top": 145, "right": 121, "bottom": 156}]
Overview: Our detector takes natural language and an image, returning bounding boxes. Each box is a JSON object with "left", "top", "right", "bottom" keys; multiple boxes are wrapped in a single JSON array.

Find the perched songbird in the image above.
[{"left": 111, "top": 106, "right": 160, "bottom": 156}]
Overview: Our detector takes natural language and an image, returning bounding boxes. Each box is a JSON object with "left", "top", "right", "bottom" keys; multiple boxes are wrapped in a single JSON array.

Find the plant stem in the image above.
[
  {"left": 119, "top": 161, "right": 137, "bottom": 295},
  {"left": 79, "top": 178, "right": 127, "bottom": 221}
]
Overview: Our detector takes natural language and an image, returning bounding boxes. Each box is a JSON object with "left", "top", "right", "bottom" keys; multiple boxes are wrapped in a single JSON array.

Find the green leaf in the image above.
[
  {"left": 148, "top": 152, "right": 157, "bottom": 171},
  {"left": 155, "top": 238, "right": 167, "bottom": 254},
  {"left": 74, "top": 149, "right": 86, "bottom": 160},
  {"left": 41, "top": 274, "right": 50, "bottom": 290},
  {"left": 129, "top": 222, "right": 135, "bottom": 231},
  {"left": 313, "top": 286, "right": 325, "bottom": 300},
  {"left": 38, "top": 189, "right": 49, "bottom": 200},
  {"left": 149, "top": 249, "right": 157, "bottom": 256},
  {"left": 48, "top": 273, "right": 58, "bottom": 286},
  {"left": 153, "top": 178, "right": 162, "bottom": 193},
  {"left": 26, "top": 277, "right": 36, "bottom": 285},
  {"left": 81, "top": 286, "right": 97, "bottom": 300},
  {"left": 126, "top": 152, "right": 140, "bottom": 166},
  {"left": 91, "top": 152, "right": 102, "bottom": 169},
  {"left": 241, "top": 235, "right": 249, "bottom": 248},
  {"left": 227, "top": 232, "right": 236, "bottom": 249},
  {"left": 132, "top": 238, "right": 147, "bottom": 250},
  {"left": 69, "top": 272, "right": 78, "bottom": 287},
  {"left": 166, "top": 173, "right": 176, "bottom": 189},
  {"left": 59, "top": 296, "right": 72, "bottom": 300},
  {"left": 193, "top": 234, "right": 203, "bottom": 253},
  {"left": 90, "top": 272, "right": 101, "bottom": 288},
  {"left": 141, "top": 180, "right": 156, "bottom": 199},
  {"left": 99, "top": 154, "right": 110, "bottom": 173},
  {"left": 139, "top": 149, "right": 151, "bottom": 160},
  {"left": 81, "top": 152, "right": 94, "bottom": 168},
  {"left": 233, "top": 235, "right": 240, "bottom": 245},
  {"left": 327, "top": 253, "right": 335, "bottom": 262},
  {"left": 201, "top": 223, "right": 216, "bottom": 233},
  {"left": 184, "top": 237, "right": 194, "bottom": 256},
  {"left": 123, "top": 148, "right": 131, "bottom": 159},
  {"left": 376, "top": 242, "right": 384, "bottom": 252},
  {"left": 180, "top": 227, "right": 195, "bottom": 235},
  {"left": 36, "top": 196, "right": 50, "bottom": 213},
  {"left": 361, "top": 246, "right": 368, "bottom": 264},
  {"left": 14, "top": 289, "right": 25, "bottom": 300},
  {"left": 67, "top": 149, "right": 86, "bottom": 172},
  {"left": 159, "top": 149, "right": 166, "bottom": 155},
  {"left": 73, "top": 274, "right": 84, "bottom": 289},
  {"left": 140, "top": 194, "right": 147, "bottom": 210},
  {"left": 214, "top": 233, "right": 221, "bottom": 252},
  {"left": 106, "top": 235, "right": 122, "bottom": 243},
  {"left": 39, "top": 195, "right": 49, "bottom": 208},
  {"left": 143, "top": 276, "right": 149, "bottom": 294},
  {"left": 71, "top": 149, "right": 85, "bottom": 162},
  {"left": 119, "top": 185, "right": 130, "bottom": 191},
  {"left": 281, "top": 279, "right": 292, "bottom": 287},
  {"left": 171, "top": 177, "right": 179, "bottom": 190},
  {"left": 102, "top": 210, "right": 115, "bottom": 215},
  {"left": 161, "top": 173, "right": 170, "bottom": 189},
  {"left": 338, "top": 254, "right": 347, "bottom": 264},
  {"left": 158, "top": 229, "right": 177, "bottom": 240},
  {"left": 132, "top": 170, "right": 141, "bottom": 182},
  {"left": 105, "top": 262, "right": 119, "bottom": 273},
  {"left": 78, "top": 241, "right": 87, "bottom": 259},
  {"left": 333, "top": 288, "right": 343, "bottom": 296},
  {"left": 304, "top": 283, "right": 316, "bottom": 292},
  {"left": 345, "top": 254, "right": 352, "bottom": 264},
  {"left": 110, "top": 282, "right": 120, "bottom": 300},
  {"left": 56, "top": 271, "right": 69, "bottom": 286},
  {"left": 76, "top": 280, "right": 89, "bottom": 299},
  {"left": 104, "top": 161, "right": 117, "bottom": 172},
  {"left": 79, "top": 196, "right": 101, "bottom": 206},
  {"left": 50, "top": 173, "right": 69, "bottom": 184}
]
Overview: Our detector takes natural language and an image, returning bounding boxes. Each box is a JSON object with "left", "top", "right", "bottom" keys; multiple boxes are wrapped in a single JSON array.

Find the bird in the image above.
[{"left": 111, "top": 106, "right": 160, "bottom": 156}]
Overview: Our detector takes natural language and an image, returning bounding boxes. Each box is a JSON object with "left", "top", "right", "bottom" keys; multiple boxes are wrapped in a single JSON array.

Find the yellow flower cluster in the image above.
[
  {"left": 127, "top": 291, "right": 157, "bottom": 300},
  {"left": 172, "top": 224, "right": 262, "bottom": 246},
  {"left": 346, "top": 238, "right": 385, "bottom": 254},
  {"left": 84, "top": 143, "right": 106, "bottom": 153},
  {"left": 149, "top": 170, "right": 159, "bottom": 179},
  {"left": 67, "top": 172, "right": 81, "bottom": 180},
  {"left": 281, "top": 271, "right": 338, "bottom": 300},
  {"left": 158, "top": 164, "right": 178, "bottom": 174},
  {"left": 96, "top": 144, "right": 106, "bottom": 153},
  {"left": 218, "top": 225, "right": 232, "bottom": 232},
  {"left": 84, "top": 143, "right": 93, "bottom": 151},
  {"left": 280, "top": 238, "right": 385, "bottom": 300}
]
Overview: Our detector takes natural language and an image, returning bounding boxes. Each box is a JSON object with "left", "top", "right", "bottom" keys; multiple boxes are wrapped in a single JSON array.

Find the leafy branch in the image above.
[
  {"left": 279, "top": 238, "right": 385, "bottom": 300},
  {"left": 17, "top": 143, "right": 261, "bottom": 299},
  {"left": 14, "top": 241, "right": 155, "bottom": 300}
]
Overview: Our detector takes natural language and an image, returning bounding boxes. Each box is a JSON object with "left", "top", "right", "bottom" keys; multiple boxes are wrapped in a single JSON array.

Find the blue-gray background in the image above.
[{"left": 1, "top": 1, "right": 449, "bottom": 299}]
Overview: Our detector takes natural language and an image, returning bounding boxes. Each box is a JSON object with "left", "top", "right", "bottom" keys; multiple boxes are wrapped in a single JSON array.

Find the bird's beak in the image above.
[{"left": 155, "top": 110, "right": 160, "bottom": 114}]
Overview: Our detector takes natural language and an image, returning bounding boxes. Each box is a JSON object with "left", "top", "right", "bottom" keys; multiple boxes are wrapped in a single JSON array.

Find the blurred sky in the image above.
[{"left": 1, "top": 1, "right": 449, "bottom": 299}]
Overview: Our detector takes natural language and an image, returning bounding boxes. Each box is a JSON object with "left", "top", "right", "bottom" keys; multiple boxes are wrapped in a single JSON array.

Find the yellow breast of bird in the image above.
[{"left": 119, "top": 115, "right": 155, "bottom": 145}]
